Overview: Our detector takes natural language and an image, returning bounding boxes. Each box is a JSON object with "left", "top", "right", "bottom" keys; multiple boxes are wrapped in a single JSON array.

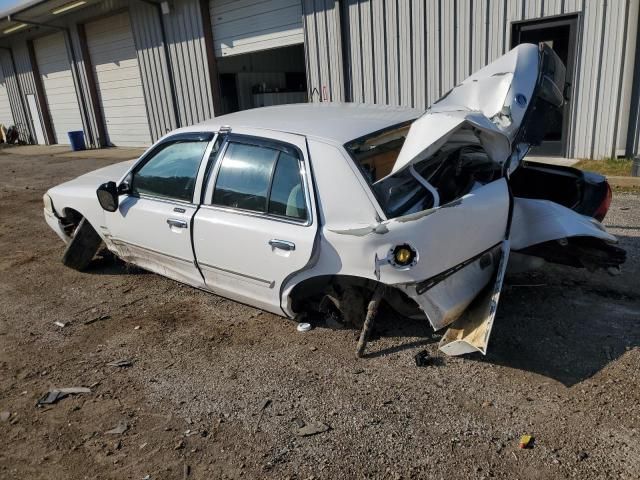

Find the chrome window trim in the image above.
[
  {"left": 198, "top": 261, "right": 274, "bottom": 287},
  {"left": 199, "top": 203, "right": 310, "bottom": 226},
  {"left": 135, "top": 193, "right": 196, "bottom": 207},
  {"left": 204, "top": 134, "right": 314, "bottom": 227}
]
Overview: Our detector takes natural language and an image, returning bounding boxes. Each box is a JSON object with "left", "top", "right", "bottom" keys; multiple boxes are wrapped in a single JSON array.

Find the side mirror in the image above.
[{"left": 96, "top": 181, "right": 119, "bottom": 212}]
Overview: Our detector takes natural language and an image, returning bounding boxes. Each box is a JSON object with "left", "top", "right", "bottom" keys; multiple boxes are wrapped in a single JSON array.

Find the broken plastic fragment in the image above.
[
  {"left": 519, "top": 434, "right": 534, "bottom": 449},
  {"left": 37, "top": 387, "right": 91, "bottom": 406}
]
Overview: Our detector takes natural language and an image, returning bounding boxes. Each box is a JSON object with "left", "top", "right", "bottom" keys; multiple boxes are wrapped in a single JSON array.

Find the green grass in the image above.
[{"left": 574, "top": 157, "right": 634, "bottom": 177}]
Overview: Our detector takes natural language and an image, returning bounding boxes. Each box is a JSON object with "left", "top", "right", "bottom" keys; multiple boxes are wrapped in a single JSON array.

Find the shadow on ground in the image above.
[{"left": 317, "top": 233, "right": 640, "bottom": 386}]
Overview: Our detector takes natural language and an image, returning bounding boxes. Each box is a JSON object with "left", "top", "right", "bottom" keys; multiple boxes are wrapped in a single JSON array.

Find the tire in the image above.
[{"left": 62, "top": 218, "right": 102, "bottom": 271}]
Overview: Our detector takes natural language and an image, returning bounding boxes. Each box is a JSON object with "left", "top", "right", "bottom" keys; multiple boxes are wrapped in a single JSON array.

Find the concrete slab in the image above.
[
  {"left": 0, "top": 145, "right": 71, "bottom": 156},
  {"left": 527, "top": 155, "right": 579, "bottom": 167},
  {"left": 607, "top": 175, "right": 640, "bottom": 188},
  {"left": 0, "top": 144, "right": 146, "bottom": 160}
]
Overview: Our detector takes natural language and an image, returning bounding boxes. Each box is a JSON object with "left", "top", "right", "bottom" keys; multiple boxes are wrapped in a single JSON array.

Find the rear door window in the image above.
[
  {"left": 268, "top": 151, "right": 306, "bottom": 220},
  {"left": 212, "top": 142, "right": 278, "bottom": 212},
  {"left": 212, "top": 140, "right": 308, "bottom": 221}
]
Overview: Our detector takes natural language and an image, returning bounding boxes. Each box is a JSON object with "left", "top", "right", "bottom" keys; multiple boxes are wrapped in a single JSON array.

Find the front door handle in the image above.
[
  {"left": 269, "top": 239, "right": 295, "bottom": 251},
  {"left": 167, "top": 218, "right": 188, "bottom": 229}
]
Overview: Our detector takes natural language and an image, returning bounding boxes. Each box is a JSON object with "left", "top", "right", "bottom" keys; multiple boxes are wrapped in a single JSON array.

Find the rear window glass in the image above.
[{"left": 345, "top": 123, "right": 500, "bottom": 219}]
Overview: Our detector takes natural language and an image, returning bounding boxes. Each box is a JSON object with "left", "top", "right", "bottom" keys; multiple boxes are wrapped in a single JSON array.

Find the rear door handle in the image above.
[
  {"left": 269, "top": 239, "right": 295, "bottom": 251},
  {"left": 167, "top": 218, "right": 188, "bottom": 229}
]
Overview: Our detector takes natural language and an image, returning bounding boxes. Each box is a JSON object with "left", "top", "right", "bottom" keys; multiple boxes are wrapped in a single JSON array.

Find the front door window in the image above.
[{"left": 132, "top": 140, "right": 210, "bottom": 202}]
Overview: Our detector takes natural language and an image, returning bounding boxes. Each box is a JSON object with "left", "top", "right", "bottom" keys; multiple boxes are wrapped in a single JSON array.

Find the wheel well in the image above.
[
  {"left": 288, "top": 274, "right": 422, "bottom": 320},
  {"left": 61, "top": 207, "right": 83, "bottom": 226},
  {"left": 60, "top": 208, "right": 85, "bottom": 237}
]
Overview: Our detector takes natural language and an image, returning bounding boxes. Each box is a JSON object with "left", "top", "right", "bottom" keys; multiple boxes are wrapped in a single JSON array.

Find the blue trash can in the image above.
[{"left": 68, "top": 130, "right": 86, "bottom": 151}]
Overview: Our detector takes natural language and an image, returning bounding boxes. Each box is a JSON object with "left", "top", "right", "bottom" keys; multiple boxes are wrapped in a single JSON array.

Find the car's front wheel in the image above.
[{"left": 62, "top": 218, "right": 102, "bottom": 271}]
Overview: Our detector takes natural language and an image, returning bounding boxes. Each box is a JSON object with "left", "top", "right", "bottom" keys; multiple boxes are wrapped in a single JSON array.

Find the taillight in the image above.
[{"left": 593, "top": 181, "right": 612, "bottom": 222}]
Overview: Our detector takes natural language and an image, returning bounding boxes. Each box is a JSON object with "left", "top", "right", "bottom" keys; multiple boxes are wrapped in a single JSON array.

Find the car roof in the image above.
[{"left": 182, "top": 103, "right": 422, "bottom": 144}]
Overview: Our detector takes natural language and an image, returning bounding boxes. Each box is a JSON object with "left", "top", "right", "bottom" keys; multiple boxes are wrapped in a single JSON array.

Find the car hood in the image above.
[
  {"left": 393, "top": 43, "right": 566, "bottom": 175},
  {"left": 54, "top": 160, "right": 135, "bottom": 191}
]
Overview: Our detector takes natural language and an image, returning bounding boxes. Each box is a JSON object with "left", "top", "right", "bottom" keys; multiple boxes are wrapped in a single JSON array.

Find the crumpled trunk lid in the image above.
[{"left": 391, "top": 43, "right": 566, "bottom": 175}]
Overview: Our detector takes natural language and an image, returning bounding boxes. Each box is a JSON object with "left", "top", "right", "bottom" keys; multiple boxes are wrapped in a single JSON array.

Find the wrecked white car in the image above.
[{"left": 44, "top": 44, "right": 625, "bottom": 357}]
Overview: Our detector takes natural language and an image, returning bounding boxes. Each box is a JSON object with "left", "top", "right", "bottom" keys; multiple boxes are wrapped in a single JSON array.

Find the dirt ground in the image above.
[{"left": 1, "top": 149, "right": 639, "bottom": 480}]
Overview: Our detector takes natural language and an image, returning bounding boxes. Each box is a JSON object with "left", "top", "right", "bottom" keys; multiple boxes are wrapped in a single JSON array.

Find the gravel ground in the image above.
[{"left": 0, "top": 151, "right": 639, "bottom": 479}]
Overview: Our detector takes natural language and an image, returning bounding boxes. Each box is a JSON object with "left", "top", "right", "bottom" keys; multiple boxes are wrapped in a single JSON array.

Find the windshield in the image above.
[{"left": 345, "top": 123, "right": 501, "bottom": 219}]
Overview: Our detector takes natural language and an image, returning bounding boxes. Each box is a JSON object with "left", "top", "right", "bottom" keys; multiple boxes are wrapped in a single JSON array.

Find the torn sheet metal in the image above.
[
  {"left": 439, "top": 240, "right": 510, "bottom": 356},
  {"left": 390, "top": 111, "right": 512, "bottom": 176},
  {"left": 391, "top": 44, "right": 542, "bottom": 176},
  {"left": 510, "top": 197, "right": 616, "bottom": 251},
  {"left": 402, "top": 244, "right": 500, "bottom": 331}
]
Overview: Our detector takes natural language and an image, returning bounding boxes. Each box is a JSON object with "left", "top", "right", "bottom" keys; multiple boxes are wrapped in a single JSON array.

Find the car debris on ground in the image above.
[
  {"left": 36, "top": 387, "right": 91, "bottom": 406},
  {"left": 294, "top": 421, "right": 331, "bottom": 437},
  {"left": 107, "top": 359, "right": 133, "bottom": 368},
  {"left": 84, "top": 314, "right": 111, "bottom": 325},
  {"left": 519, "top": 435, "right": 534, "bottom": 449},
  {"left": 296, "top": 322, "right": 312, "bottom": 333},
  {"left": 105, "top": 420, "right": 129, "bottom": 435}
]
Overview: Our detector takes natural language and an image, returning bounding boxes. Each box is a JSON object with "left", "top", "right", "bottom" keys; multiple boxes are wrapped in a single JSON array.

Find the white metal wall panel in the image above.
[
  {"left": 33, "top": 32, "right": 83, "bottom": 145},
  {"left": 85, "top": 12, "right": 151, "bottom": 147},
  {"left": 210, "top": 0, "right": 304, "bottom": 57},
  {"left": 0, "top": 64, "right": 14, "bottom": 128},
  {"left": 617, "top": 1, "right": 639, "bottom": 154},
  {"left": 425, "top": 0, "right": 439, "bottom": 104},
  {"left": 411, "top": 0, "right": 425, "bottom": 108}
]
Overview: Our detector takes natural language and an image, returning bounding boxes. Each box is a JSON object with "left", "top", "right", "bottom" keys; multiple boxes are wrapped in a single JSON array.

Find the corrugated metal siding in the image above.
[
  {"left": 0, "top": 51, "right": 31, "bottom": 143},
  {"left": 164, "top": 0, "right": 215, "bottom": 127},
  {"left": 614, "top": 0, "right": 639, "bottom": 156},
  {"left": 322, "top": 0, "right": 640, "bottom": 159},
  {"left": 0, "top": 63, "right": 14, "bottom": 127},
  {"left": 210, "top": 0, "right": 304, "bottom": 57},
  {"left": 629, "top": 10, "right": 640, "bottom": 156},
  {"left": 130, "top": 0, "right": 176, "bottom": 141},
  {"left": 10, "top": 43, "right": 39, "bottom": 142},
  {"left": 302, "top": 0, "right": 344, "bottom": 102}
]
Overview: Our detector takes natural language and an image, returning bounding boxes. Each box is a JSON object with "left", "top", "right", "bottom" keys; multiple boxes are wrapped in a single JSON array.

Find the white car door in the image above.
[
  {"left": 192, "top": 131, "right": 317, "bottom": 315},
  {"left": 105, "top": 133, "right": 216, "bottom": 287}
]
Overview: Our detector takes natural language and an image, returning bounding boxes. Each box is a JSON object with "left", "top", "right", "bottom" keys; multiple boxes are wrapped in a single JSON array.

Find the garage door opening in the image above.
[{"left": 216, "top": 44, "right": 307, "bottom": 114}]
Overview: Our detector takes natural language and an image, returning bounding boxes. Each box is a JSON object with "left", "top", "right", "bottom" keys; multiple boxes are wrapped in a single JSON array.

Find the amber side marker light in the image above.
[{"left": 391, "top": 244, "right": 417, "bottom": 268}]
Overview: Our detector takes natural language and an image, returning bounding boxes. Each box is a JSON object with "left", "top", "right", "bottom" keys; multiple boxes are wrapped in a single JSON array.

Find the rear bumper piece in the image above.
[
  {"left": 401, "top": 241, "right": 508, "bottom": 355},
  {"left": 439, "top": 240, "right": 510, "bottom": 356}
]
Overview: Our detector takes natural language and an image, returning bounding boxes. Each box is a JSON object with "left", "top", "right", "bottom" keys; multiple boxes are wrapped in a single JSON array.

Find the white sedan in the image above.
[{"left": 44, "top": 44, "right": 625, "bottom": 356}]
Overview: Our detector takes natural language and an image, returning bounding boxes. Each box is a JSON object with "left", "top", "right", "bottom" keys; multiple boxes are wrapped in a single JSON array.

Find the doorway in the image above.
[
  {"left": 512, "top": 15, "right": 579, "bottom": 157},
  {"left": 216, "top": 44, "right": 307, "bottom": 114}
]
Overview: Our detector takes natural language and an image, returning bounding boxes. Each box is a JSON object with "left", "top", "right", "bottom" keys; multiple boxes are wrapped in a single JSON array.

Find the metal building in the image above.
[{"left": 0, "top": 0, "right": 638, "bottom": 160}]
